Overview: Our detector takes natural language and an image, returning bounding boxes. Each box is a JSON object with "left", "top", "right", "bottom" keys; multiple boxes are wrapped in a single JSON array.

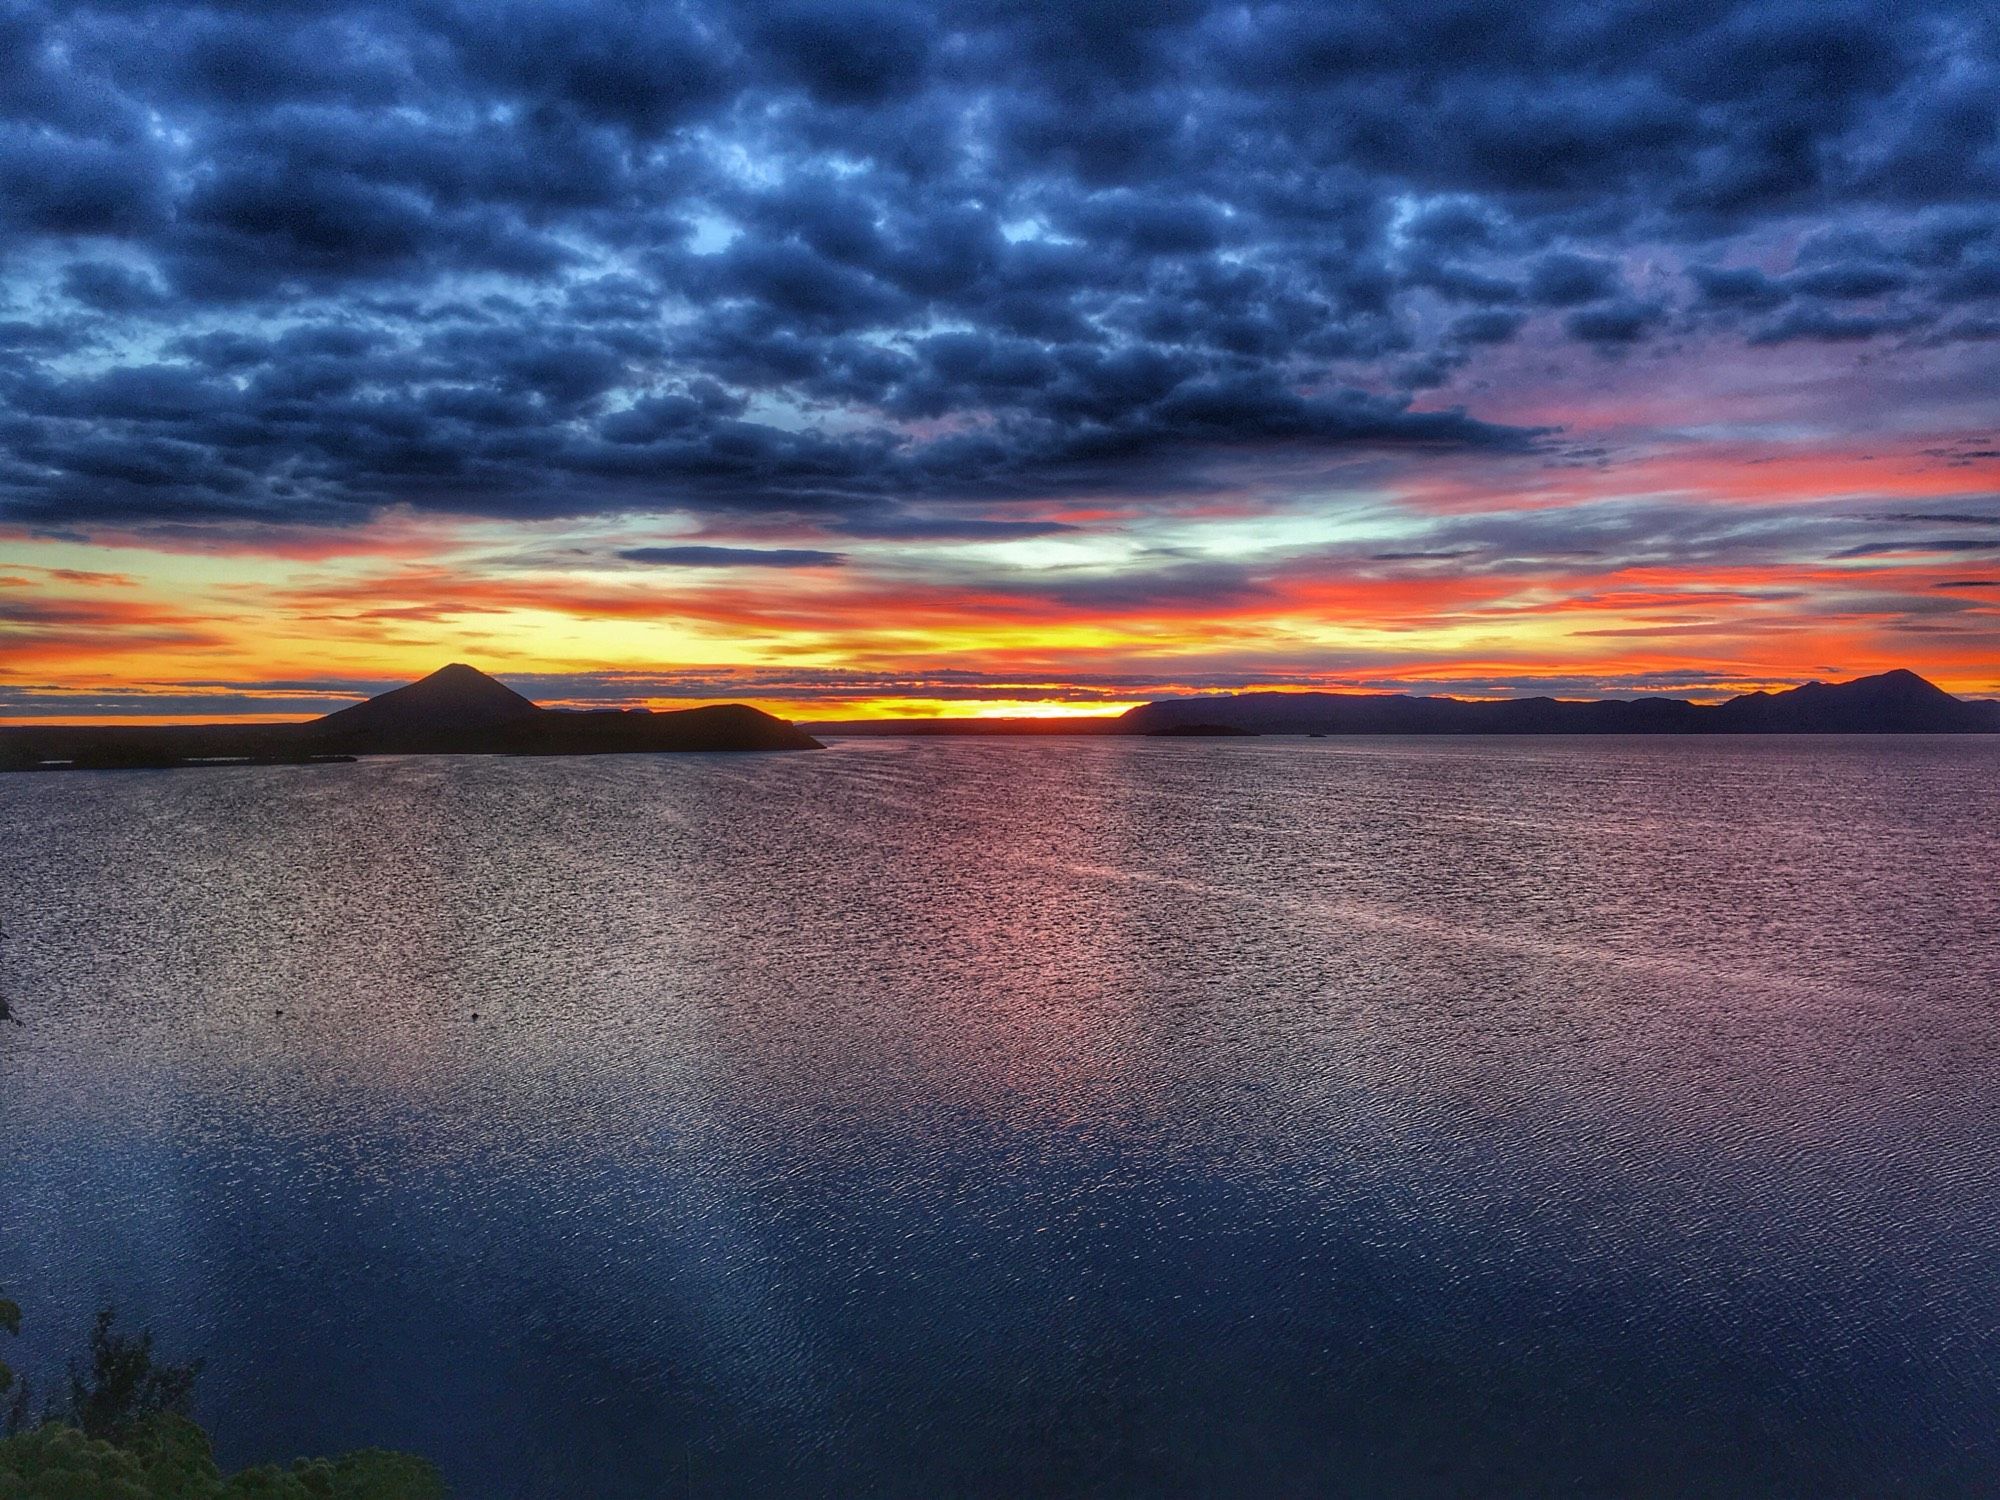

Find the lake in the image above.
[{"left": 3, "top": 737, "right": 1998, "bottom": 1497}]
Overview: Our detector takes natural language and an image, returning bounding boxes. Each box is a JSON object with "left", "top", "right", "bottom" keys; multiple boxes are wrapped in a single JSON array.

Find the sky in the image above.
[{"left": 2, "top": 0, "right": 1997, "bottom": 721}]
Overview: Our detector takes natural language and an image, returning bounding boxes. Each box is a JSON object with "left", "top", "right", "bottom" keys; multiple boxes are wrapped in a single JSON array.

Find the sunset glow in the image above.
[{"left": 2, "top": 0, "right": 1996, "bottom": 720}]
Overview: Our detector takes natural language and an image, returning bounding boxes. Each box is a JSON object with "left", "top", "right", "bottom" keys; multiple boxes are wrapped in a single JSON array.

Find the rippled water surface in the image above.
[{"left": 4, "top": 737, "right": 1999, "bottom": 1497}]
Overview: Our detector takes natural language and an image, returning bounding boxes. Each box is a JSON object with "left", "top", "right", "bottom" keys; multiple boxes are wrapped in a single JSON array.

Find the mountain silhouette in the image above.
[
  {"left": 313, "top": 663, "right": 539, "bottom": 738},
  {"left": 1703, "top": 668, "right": 1980, "bottom": 732},
  {"left": 1120, "top": 669, "right": 1997, "bottom": 736},
  {"left": 303, "top": 666, "right": 821, "bottom": 755},
  {"left": 5, "top": 665, "right": 1993, "bottom": 772},
  {"left": 3, "top": 664, "right": 821, "bottom": 770}
]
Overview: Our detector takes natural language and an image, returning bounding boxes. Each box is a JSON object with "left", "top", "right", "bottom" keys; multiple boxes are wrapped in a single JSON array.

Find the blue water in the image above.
[{"left": 3, "top": 737, "right": 1998, "bottom": 1497}]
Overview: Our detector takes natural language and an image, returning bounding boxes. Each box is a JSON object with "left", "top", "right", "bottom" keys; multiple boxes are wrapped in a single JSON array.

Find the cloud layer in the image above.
[
  {"left": 1, "top": 0, "right": 1996, "bottom": 711},
  {"left": 1, "top": 0, "right": 1994, "bottom": 533}
]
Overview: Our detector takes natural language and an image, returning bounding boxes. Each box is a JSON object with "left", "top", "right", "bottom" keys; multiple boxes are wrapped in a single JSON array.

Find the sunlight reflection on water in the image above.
[{"left": 3, "top": 737, "right": 1998, "bottom": 1497}]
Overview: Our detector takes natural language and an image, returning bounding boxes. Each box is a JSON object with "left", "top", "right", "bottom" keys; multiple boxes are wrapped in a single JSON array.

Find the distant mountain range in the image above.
[
  {"left": 6, "top": 665, "right": 1995, "bottom": 772},
  {"left": 1120, "top": 669, "right": 2000, "bottom": 736},
  {"left": 1, "top": 664, "right": 822, "bottom": 771}
]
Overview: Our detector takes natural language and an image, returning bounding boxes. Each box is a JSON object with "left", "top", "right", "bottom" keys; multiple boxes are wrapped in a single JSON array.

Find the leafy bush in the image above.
[
  {"left": 0, "top": 1297, "right": 21, "bottom": 1439},
  {"left": 0, "top": 1294, "right": 443, "bottom": 1500},
  {"left": 67, "top": 1308, "right": 203, "bottom": 1443}
]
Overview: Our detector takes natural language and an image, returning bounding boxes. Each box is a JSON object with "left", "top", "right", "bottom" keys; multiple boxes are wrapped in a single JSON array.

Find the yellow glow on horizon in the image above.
[
  {"left": 621, "top": 695, "right": 1142, "bottom": 721},
  {"left": 6, "top": 445, "right": 1998, "bottom": 727},
  {"left": 964, "top": 699, "right": 1140, "bottom": 719}
]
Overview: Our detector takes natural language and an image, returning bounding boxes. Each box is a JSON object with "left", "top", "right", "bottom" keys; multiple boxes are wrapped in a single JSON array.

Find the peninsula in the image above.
[{"left": 0, "top": 664, "right": 823, "bottom": 771}]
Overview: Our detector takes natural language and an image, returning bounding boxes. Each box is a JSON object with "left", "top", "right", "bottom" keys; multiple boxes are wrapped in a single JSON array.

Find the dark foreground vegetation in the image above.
[{"left": 0, "top": 1293, "right": 442, "bottom": 1499}]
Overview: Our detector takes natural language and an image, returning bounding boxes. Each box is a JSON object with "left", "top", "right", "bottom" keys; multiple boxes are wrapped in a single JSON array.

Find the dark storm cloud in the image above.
[
  {"left": 0, "top": 0, "right": 1996, "bottom": 533},
  {"left": 1525, "top": 253, "right": 1624, "bottom": 307},
  {"left": 60, "top": 260, "right": 171, "bottom": 313},
  {"left": 1565, "top": 299, "right": 1666, "bottom": 345}
]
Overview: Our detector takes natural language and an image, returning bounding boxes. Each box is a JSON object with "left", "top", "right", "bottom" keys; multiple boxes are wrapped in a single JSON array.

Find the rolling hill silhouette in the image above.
[
  {"left": 1701, "top": 668, "right": 1982, "bottom": 732},
  {"left": 1119, "top": 669, "right": 2000, "bottom": 736}
]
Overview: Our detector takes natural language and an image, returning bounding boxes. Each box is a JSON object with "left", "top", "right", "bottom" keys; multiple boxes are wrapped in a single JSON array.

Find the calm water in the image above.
[{"left": 3, "top": 737, "right": 1998, "bottom": 1497}]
